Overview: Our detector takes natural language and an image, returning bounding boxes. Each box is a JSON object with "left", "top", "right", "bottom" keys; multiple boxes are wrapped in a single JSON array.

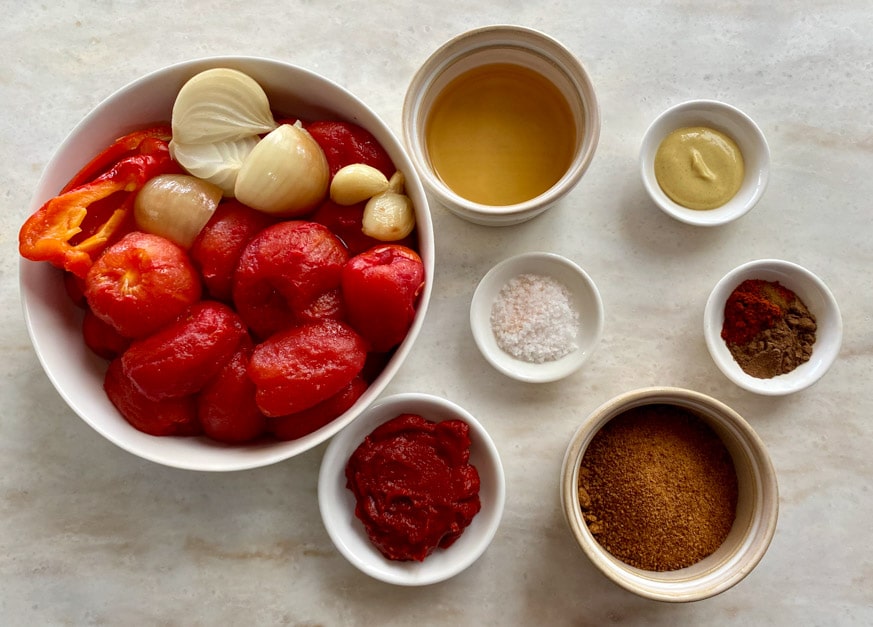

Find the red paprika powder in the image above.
[
  {"left": 720, "top": 278, "right": 817, "bottom": 379},
  {"left": 721, "top": 279, "right": 795, "bottom": 345}
]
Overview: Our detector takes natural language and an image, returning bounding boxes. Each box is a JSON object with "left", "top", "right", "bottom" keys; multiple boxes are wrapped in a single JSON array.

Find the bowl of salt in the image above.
[{"left": 469, "top": 252, "right": 603, "bottom": 383}]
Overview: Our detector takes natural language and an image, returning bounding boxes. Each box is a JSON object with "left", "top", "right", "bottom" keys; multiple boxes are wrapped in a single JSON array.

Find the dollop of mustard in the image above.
[{"left": 654, "top": 126, "right": 744, "bottom": 210}]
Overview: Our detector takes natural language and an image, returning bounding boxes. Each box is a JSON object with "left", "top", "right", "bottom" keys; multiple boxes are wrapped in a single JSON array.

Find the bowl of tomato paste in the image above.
[
  {"left": 318, "top": 393, "right": 506, "bottom": 585},
  {"left": 18, "top": 57, "right": 434, "bottom": 471}
]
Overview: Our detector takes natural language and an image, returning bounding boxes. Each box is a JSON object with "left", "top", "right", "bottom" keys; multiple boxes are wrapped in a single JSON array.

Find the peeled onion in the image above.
[
  {"left": 234, "top": 123, "right": 330, "bottom": 216},
  {"left": 171, "top": 68, "right": 277, "bottom": 144},
  {"left": 169, "top": 136, "right": 258, "bottom": 196},
  {"left": 170, "top": 68, "right": 279, "bottom": 197},
  {"left": 134, "top": 174, "right": 222, "bottom": 248}
]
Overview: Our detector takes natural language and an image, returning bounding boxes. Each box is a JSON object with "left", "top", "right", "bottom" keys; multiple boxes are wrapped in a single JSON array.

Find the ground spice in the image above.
[
  {"left": 721, "top": 279, "right": 816, "bottom": 379},
  {"left": 490, "top": 273, "right": 579, "bottom": 363},
  {"left": 578, "top": 404, "right": 738, "bottom": 571}
]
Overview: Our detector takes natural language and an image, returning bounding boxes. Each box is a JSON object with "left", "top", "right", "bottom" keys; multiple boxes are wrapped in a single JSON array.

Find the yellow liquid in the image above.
[{"left": 425, "top": 63, "right": 577, "bottom": 206}]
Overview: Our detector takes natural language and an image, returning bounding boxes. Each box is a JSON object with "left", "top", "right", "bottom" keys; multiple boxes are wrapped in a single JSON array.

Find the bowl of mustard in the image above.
[{"left": 639, "top": 99, "right": 770, "bottom": 227}]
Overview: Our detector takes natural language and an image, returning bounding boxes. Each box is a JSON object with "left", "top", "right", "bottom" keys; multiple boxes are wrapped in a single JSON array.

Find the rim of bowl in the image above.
[
  {"left": 469, "top": 252, "right": 604, "bottom": 383},
  {"left": 639, "top": 99, "right": 770, "bottom": 227},
  {"left": 18, "top": 55, "right": 434, "bottom": 471},
  {"left": 560, "top": 386, "right": 779, "bottom": 602},
  {"left": 402, "top": 24, "right": 601, "bottom": 223},
  {"left": 317, "top": 392, "right": 506, "bottom": 586},
  {"left": 703, "top": 259, "right": 842, "bottom": 396}
]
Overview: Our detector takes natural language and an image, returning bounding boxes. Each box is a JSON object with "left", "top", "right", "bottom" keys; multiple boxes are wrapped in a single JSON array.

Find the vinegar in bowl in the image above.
[{"left": 424, "top": 63, "right": 577, "bottom": 207}]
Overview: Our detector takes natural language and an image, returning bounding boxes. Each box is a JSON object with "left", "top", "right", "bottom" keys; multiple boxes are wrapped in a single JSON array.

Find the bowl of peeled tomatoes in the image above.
[{"left": 18, "top": 56, "right": 434, "bottom": 471}]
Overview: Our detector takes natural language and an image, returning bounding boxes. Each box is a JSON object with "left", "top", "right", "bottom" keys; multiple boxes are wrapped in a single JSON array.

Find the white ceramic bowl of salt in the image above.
[{"left": 469, "top": 252, "right": 603, "bottom": 383}]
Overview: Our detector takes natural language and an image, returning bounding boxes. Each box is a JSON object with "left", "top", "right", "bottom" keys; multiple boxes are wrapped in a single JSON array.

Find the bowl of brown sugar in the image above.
[{"left": 560, "top": 387, "right": 779, "bottom": 602}]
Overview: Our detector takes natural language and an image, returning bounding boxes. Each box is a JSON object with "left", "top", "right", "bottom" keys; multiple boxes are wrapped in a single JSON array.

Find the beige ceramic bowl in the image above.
[
  {"left": 402, "top": 24, "right": 600, "bottom": 226},
  {"left": 19, "top": 56, "right": 434, "bottom": 471},
  {"left": 560, "top": 387, "right": 779, "bottom": 602}
]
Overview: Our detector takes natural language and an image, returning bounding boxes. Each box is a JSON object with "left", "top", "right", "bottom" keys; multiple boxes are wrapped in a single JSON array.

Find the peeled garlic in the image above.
[
  {"left": 171, "top": 68, "right": 277, "bottom": 144},
  {"left": 329, "top": 163, "right": 390, "bottom": 205},
  {"left": 169, "top": 136, "right": 259, "bottom": 196},
  {"left": 386, "top": 170, "right": 406, "bottom": 194},
  {"left": 134, "top": 174, "right": 222, "bottom": 248},
  {"left": 234, "top": 123, "right": 330, "bottom": 216},
  {"left": 362, "top": 191, "right": 416, "bottom": 241}
]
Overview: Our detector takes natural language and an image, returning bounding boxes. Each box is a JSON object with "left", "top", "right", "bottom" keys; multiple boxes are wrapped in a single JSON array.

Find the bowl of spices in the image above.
[
  {"left": 470, "top": 252, "right": 604, "bottom": 383},
  {"left": 318, "top": 393, "right": 506, "bottom": 586},
  {"left": 560, "top": 387, "right": 779, "bottom": 602},
  {"left": 640, "top": 99, "right": 770, "bottom": 226},
  {"left": 704, "top": 258, "right": 842, "bottom": 395},
  {"left": 402, "top": 24, "right": 601, "bottom": 226}
]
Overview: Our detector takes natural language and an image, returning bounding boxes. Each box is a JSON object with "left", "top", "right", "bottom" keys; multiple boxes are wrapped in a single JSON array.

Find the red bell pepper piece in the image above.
[
  {"left": 61, "top": 125, "right": 173, "bottom": 193},
  {"left": 19, "top": 138, "right": 180, "bottom": 278}
]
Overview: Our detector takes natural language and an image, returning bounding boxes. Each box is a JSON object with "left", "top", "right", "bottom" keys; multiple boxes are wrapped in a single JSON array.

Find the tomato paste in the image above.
[{"left": 345, "top": 413, "right": 481, "bottom": 561}]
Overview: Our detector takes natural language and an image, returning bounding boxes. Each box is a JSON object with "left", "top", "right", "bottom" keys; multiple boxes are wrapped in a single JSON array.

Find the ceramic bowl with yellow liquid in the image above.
[{"left": 403, "top": 25, "right": 601, "bottom": 226}]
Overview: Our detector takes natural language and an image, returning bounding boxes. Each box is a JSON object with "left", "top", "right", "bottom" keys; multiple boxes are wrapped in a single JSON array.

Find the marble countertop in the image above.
[{"left": 2, "top": 2, "right": 871, "bottom": 624}]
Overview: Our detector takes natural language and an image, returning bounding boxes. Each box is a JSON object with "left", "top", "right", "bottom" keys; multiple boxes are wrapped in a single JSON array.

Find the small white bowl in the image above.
[
  {"left": 561, "top": 387, "right": 779, "bottom": 602},
  {"left": 704, "top": 259, "right": 842, "bottom": 395},
  {"left": 470, "top": 252, "right": 603, "bottom": 383},
  {"left": 18, "top": 56, "right": 434, "bottom": 471},
  {"left": 640, "top": 99, "right": 769, "bottom": 226},
  {"left": 403, "top": 24, "right": 600, "bottom": 226},
  {"left": 318, "top": 393, "right": 505, "bottom": 586}
]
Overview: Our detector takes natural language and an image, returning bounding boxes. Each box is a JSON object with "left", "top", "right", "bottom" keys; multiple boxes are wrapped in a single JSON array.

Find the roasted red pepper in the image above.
[
  {"left": 19, "top": 128, "right": 181, "bottom": 278},
  {"left": 61, "top": 125, "right": 173, "bottom": 192}
]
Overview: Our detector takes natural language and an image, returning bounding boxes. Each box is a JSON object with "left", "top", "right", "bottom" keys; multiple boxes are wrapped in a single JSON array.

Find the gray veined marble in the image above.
[{"left": 1, "top": 1, "right": 872, "bottom": 625}]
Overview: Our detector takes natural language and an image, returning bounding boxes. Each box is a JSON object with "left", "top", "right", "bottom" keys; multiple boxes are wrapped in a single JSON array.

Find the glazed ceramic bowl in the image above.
[
  {"left": 318, "top": 393, "right": 506, "bottom": 586},
  {"left": 470, "top": 252, "right": 603, "bottom": 383},
  {"left": 560, "top": 387, "right": 779, "bottom": 602},
  {"left": 402, "top": 24, "right": 600, "bottom": 226},
  {"left": 704, "top": 259, "right": 842, "bottom": 395},
  {"left": 639, "top": 99, "right": 769, "bottom": 226},
  {"left": 18, "top": 56, "right": 434, "bottom": 471}
]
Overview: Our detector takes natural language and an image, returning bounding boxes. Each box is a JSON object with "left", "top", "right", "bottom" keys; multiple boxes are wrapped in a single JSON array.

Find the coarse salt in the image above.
[{"left": 490, "top": 273, "right": 580, "bottom": 363}]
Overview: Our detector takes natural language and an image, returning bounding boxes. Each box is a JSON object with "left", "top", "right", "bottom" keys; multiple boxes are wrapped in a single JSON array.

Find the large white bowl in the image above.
[
  {"left": 318, "top": 393, "right": 506, "bottom": 586},
  {"left": 704, "top": 259, "right": 842, "bottom": 395},
  {"left": 18, "top": 56, "right": 434, "bottom": 471}
]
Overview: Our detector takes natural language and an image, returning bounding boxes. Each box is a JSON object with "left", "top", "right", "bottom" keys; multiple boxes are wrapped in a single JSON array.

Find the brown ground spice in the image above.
[
  {"left": 578, "top": 404, "right": 738, "bottom": 571},
  {"left": 728, "top": 296, "right": 817, "bottom": 379}
]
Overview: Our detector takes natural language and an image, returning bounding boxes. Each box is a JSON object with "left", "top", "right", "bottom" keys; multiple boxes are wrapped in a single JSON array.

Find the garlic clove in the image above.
[
  {"left": 361, "top": 191, "right": 416, "bottom": 241},
  {"left": 386, "top": 170, "right": 406, "bottom": 194},
  {"left": 329, "top": 163, "right": 390, "bottom": 205}
]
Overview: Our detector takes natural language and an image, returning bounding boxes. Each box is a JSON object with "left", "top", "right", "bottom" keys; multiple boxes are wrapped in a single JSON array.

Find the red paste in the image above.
[{"left": 344, "top": 413, "right": 481, "bottom": 562}]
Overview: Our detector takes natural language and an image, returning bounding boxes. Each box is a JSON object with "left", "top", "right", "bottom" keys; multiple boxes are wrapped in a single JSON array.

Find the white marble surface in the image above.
[{"left": 2, "top": 1, "right": 872, "bottom": 624}]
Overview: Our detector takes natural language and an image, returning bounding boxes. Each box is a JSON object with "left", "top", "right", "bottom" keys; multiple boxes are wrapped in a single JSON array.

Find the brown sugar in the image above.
[{"left": 578, "top": 404, "right": 738, "bottom": 571}]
